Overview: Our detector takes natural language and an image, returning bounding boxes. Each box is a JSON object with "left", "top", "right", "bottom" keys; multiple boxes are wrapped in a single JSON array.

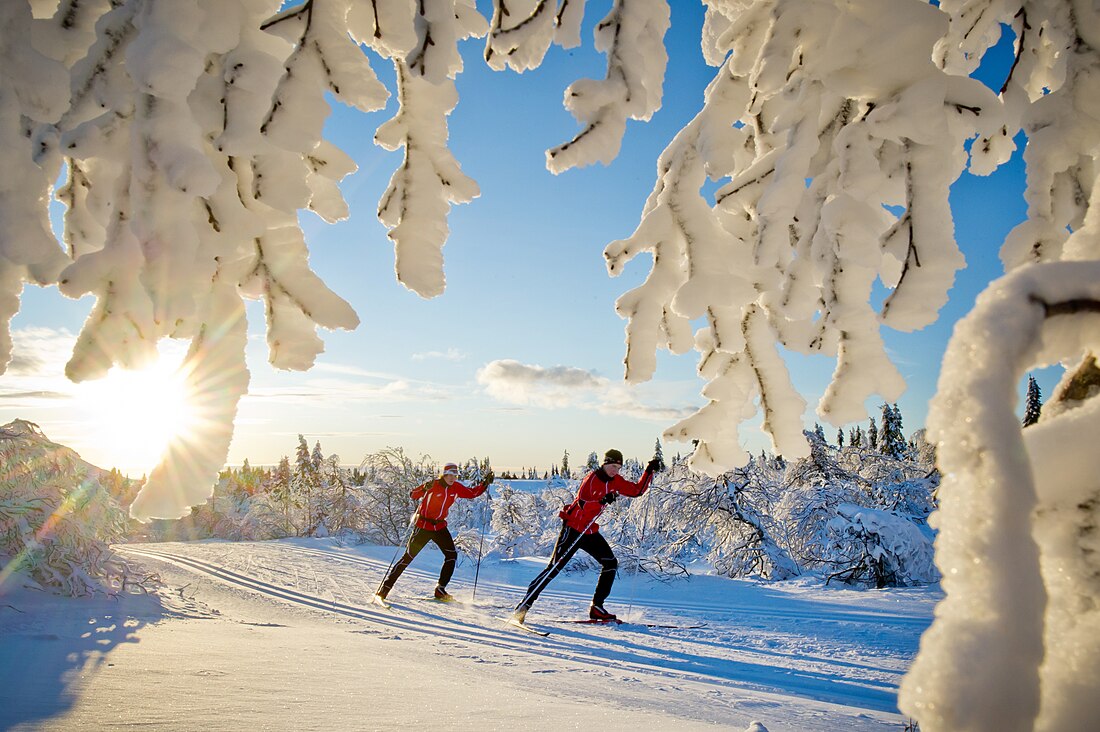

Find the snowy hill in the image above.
[{"left": 0, "top": 537, "right": 938, "bottom": 731}]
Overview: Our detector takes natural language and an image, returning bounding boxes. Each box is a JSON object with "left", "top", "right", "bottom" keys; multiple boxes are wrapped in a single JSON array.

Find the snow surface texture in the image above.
[
  {"left": 2, "top": 3, "right": 1099, "bottom": 729},
  {"left": 0, "top": 538, "right": 937, "bottom": 731}
]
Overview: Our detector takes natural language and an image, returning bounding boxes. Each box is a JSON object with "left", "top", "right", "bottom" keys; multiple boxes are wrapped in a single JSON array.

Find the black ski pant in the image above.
[
  {"left": 518, "top": 522, "right": 618, "bottom": 610},
  {"left": 379, "top": 527, "right": 457, "bottom": 596}
]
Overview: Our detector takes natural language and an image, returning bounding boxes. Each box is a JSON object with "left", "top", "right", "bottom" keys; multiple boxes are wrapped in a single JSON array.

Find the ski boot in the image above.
[{"left": 589, "top": 604, "right": 617, "bottom": 622}]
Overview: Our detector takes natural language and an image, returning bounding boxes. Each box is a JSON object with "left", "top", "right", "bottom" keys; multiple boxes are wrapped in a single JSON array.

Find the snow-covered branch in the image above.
[
  {"left": 607, "top": 0, "right": 1005, "bottom": 472},
  {"left": 376, "top": 62, "right": 481, "bottom": 297},
  {"left": 547, "top": 0, "right": 670, "bottom": 173},
  {"left": 0, "top": 2, "right": 73, "bottom": 372},
  {"left": 900, "top": 261, "right": 1100, "bottom": 731}
]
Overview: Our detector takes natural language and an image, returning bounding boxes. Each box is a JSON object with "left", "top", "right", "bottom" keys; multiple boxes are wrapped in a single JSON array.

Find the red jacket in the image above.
[
  {"left": 412, "top": 478, "right": 488, "bottom": 530},
  {"left": 559, "top": 467, "right": 652, "bottom": 534}
]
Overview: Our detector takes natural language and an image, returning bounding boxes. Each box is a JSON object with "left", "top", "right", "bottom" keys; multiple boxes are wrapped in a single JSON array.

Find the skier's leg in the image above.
[
  {"left": 379, "top": 528, "right": 430, "bottom": 597},
  {"left": 580, "top": 531, "right": 619, "bottom": 608},
  {"left": 517, "top": 523, "right": 582, "bottom": 611},
  {"left": 431, "top": 529, "right": 458, "bottom": 590}
]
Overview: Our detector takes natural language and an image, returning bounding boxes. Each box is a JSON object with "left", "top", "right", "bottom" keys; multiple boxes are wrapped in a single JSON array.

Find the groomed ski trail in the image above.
[{"left": 117, "top": 540, "right": 920, "bottom": 723}]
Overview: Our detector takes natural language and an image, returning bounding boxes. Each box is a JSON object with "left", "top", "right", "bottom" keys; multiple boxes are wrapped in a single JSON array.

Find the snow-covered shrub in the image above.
[
  {"left": 210, "top": 487, "right": 290, "bottom": 541},
  {"left": 607, "top": 459, "right": 797, "bottom": 580},
  {"left": 778, "top": 435, "right": 868, "bottom": 566},
  {"left": 0, "top": 422, "right": 132, "bottom": 596},
  {"left": 357, "top": 447, "right": 435, "bottom": 545},
  {"left": 823, "top": 504, "right": 937, "bottom": 588},
  {"left": 489, "top": 485, "right": 540, "bottom": 558}
]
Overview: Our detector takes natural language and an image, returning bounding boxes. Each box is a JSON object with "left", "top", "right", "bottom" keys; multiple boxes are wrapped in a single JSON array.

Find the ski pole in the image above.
[
  {"left": 470, "top": 464, "right": 489, "bottom": 601},
  {"left": 375, "top": 509, "right": 419, "bottom": 596},
  {"left": 471, "top": 495, "right": 490, "bottom": 601},
  {"left": 626, "top": 455, "right": 663, "bottom": 616},
  {"left": 625, "top": 477, "right": 654, "bottom": 618}
]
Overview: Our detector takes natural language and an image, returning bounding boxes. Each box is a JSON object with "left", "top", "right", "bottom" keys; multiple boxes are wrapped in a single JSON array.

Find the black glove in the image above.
[
  {"left": 646, "top": 457, "right": 665, "bottom": 473},
  {"left": 482, "top": 470, "right": 495, "bottom": 486},
  {"left": 600, "top": 491, "right": 618, "bottom": 505}
]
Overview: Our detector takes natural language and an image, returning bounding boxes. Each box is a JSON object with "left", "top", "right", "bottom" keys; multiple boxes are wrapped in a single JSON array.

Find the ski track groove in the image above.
[
  {"left": 201, "top": 544, "right": 912, "bottom": 681},
  {"left": 119, "top": 544, "right": 905, "bottom": 713},
  {"left": 285, "top": 543, "right": 927, "bottom": 629}
]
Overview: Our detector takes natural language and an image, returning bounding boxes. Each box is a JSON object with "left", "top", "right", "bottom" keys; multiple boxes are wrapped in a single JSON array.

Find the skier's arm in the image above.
[
  {"left": 453, "top": 483, "right": 484, "bottom": 499},
  {"left": 457, "top": 470, "right": 493, "bottom": 498},
  {"left": 410, "top": 481, "right": 432, "bottom": 500},
  {"left": 614, "top": 470, "right": 653, "bottom": 498}
]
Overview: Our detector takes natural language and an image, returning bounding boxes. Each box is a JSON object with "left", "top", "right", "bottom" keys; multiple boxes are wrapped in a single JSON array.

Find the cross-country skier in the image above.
[
  {"left": 375, "top": 462, "right": 493, "bottom": 603},
  {"left": 512, "top": 449, "right": 662, "bottom": 624}
]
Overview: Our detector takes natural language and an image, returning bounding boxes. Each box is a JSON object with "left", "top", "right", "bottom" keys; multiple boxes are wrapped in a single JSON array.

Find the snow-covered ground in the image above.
[{"left": 1, "top": 538, "right": 938, "bottom": 731}]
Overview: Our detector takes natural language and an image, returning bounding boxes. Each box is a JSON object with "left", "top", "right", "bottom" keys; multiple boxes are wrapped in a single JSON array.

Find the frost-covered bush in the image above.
[
  {"left": 777, "top": 435, "right": 868, "bottom": 565},
  {"left": 823, "top": 504, "right": 938, "bottom": 588},
  {"left": 0, "top": 422, "right": 132, "bottom": 596},
  {"left": 356, "top": 447, "right": 435, "bottom": 544},
  {"left": 490, "top": 485, "right": 541, "bottom": 558},
  {"left": 210, "top": 488, "right": 290, "bottom": 541}
]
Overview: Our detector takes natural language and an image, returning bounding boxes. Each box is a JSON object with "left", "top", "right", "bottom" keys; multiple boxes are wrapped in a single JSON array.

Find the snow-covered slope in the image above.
[{"left": 0, "top": 538, "right": 937, "bottom": 731}]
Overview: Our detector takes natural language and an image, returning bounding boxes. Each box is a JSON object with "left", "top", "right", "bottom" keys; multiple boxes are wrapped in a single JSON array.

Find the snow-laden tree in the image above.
[
  {"left": 293, "top": 434, "right": 318, "bottom": 534},
  {"left": 489, "top": 484, "right": 539, "bottom": 557},
  {"left": 823, "top": 503, "right": 937, "bottom": 588},
  {"left": 357, "top": 446, "right": 433, "bottom": 544},
  {"left": 880, "top": 403, "right": 907, "bottom": 459},
  {"left": 1023, "top": 373, "right": 1042, "bottom": 427},
  {"left": 4, "top": 3, "right": 1100, "bottom": 727},
  {"left": 777, "top": 430, "right": 868, "bottom": 566},
  {"left": 0, "top": 420, "right": 135, "bottom": 596},
  {"left": 265, "top": 454, "right": 295, "bottom": 535}
]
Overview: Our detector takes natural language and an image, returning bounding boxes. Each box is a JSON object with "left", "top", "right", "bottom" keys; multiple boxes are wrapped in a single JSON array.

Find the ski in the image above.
[
  {"left": 505, "top": 617, "right": 550, "bottom": 637},
  {"left": 553, "top": 619, "right": 707, "bottom": 630},
  {"left": 634, "top": 622, "right": 707, "bottom": 630},
  {"left": 419, "top": 596, "right": 460, "bottom": 604}
]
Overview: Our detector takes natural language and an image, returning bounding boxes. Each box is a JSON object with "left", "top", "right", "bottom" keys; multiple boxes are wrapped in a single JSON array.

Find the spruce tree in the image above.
[
  {"left": 271, "top": 455, "right": 293, "bottom": 536},
  {"left": 837, "top": 428, "right": 845, "bottom": 448},
  {"left": 868, "top": 417, "right": 879, "bottom": 451},
  {"left": 295, "top": 435, "right": 318, "bottom": 535},
  {"left": 850, "top": 427, "right": 862, "bottom": 448},
  {"left": 1023, "top": 375, "right": 1042, "bottom": 427},
  {"left": 881, "top": 403, "right": 907, "bottom": 459}
]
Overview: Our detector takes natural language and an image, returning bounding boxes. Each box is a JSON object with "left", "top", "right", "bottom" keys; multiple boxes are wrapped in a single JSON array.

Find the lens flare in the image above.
[{"left": 77, "top": 351, "right": 197, "bottom": 476}]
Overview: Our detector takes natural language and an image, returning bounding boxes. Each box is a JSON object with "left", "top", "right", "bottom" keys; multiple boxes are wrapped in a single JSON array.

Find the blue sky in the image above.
[{"left": 5, "top": 2, "right": 1052, "bottom": 477}]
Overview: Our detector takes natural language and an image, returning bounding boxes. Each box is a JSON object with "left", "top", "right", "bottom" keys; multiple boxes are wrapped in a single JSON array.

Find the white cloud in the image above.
[
  {"left": 0, "top": 329, "right": 81, "bottom": 408},
  {"left": 476, "top": 359, "right": 607, "bottom": 408},
  {"left": 476, "top": 359, "right": 696, "bottom": 420},
  {"left": 244, "top": 374, "right": 453, "bottom": 405},
  {"left": 412, "top": 348, "right": 467, "bottom": 362},
  {"left": 5, "top": 327, "right": 76, "bottom": 376}
]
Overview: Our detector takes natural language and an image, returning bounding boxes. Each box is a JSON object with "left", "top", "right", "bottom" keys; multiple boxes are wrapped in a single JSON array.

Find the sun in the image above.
[{"left": 79, "top": 350, "right": 197, "bottom": 476}]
